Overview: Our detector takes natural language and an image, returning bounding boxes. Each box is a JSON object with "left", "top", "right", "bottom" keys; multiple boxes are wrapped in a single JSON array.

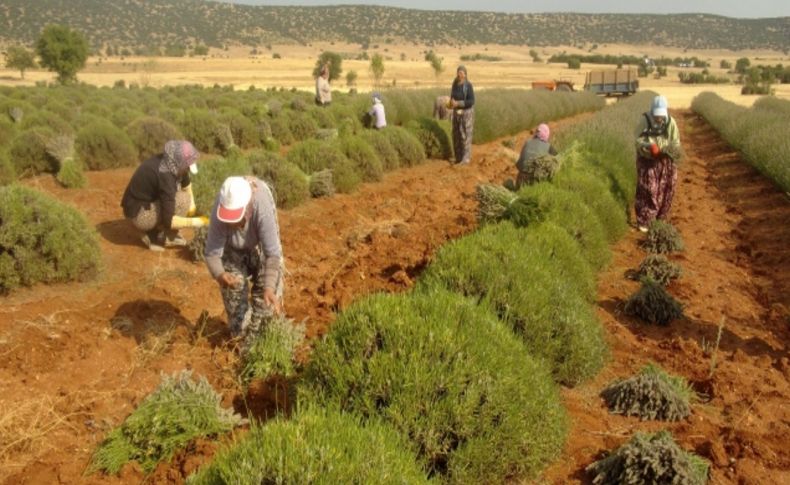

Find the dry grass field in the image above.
[{"left": 1, "top": 42, "right": 788, "bottom": 107}]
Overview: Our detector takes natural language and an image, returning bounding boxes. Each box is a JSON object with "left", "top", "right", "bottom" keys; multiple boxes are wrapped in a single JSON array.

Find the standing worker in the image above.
[
  {"left": 634, "top": 95, "right": 682, "bottom": 232},
  {"left": 368, "top": 92, "right": 387, "bottom": 129},
  {"left": 121, "top": 140, "right": 207, "bottom": 251},
  {"left": 204, "top": 176, "right": 284, "bottom": 351},
  {"left": 315, "top": 64, "right": 332, "bottom": 106},
  {"left": 449, "top": 65, "right": 475, "bottom": 164},
  {"left": 514, "top": 123, "right": 558, "bottom": 189}
]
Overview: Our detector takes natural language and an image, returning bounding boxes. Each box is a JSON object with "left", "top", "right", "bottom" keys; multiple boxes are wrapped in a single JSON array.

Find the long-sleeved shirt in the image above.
[
  {"left": 515, "top": 138, "right": 558, "bottom": 172},
  {"left": 121, "top": 154, "right": 190, "bottom": 228},
  {"left": 450, "top": 79, "right": 475, "bottom": 109},
  {"left": 316, "top": 76, "right": 332, "bottom": 105},
  {"left": 635, "top": 113, "right": 681, "bottom": 159},
  {"left": 368, "top": 100, "right": 387, "bottom": 129},
  {"left": 204, "top": 177, "right": 283, "bottom": 289}
]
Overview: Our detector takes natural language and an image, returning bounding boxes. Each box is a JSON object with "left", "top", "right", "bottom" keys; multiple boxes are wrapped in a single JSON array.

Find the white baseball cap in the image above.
[{"left": 217, "top": 177, "right": 252, "bottom": 223}]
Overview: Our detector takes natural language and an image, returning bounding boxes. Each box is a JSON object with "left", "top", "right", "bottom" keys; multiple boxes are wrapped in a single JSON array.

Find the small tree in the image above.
[
  {"left": 720, "top": 59, "right": 732, "bottom": 70},
  {"left": 36, "top": 24, "right": 89, "bottom": 84},
  {"left": 735, "top": 57, "right": 750, "bottom": 74},
  {"left": 312, "top": 51, "right": 342, "bottom": 82},
  {"left": 4, "top": 46, "right": 37, "bottom": 79},
  {"left": 567, "top": 57, "right": 581, "bottom": 70},
  {"left": 425, "top": 50, "right": 444, "bottom": 82},
  {"left": 370, "top": 53, "right": 385, "bottom": 88},
  {"left": 345, "top": 70, "right": 358, "bottom": 88}
]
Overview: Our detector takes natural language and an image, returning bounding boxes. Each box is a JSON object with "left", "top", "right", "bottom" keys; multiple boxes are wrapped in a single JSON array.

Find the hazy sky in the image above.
[{"left": 228, "top": 0, "right": 790, "bottom": 18}]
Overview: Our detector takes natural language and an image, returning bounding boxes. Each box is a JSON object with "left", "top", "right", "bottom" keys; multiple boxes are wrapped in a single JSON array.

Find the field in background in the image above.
[{"left": 1, "top": 42, "right": 788, "bottom": 108}]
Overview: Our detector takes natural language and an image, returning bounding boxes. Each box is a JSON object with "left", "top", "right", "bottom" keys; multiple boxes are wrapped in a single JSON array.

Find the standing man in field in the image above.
[
  {"left": 449, "top": 65, "right": 475, "bottom": 164},
  {"left": 204, "top": 176, "right": 284, "bottom": 351},
  {"left": 634, "top": 95, "right": 682, "bottom": 232},
  {"left": 315, "top": 64, "right": 332, "bottom": 106}
]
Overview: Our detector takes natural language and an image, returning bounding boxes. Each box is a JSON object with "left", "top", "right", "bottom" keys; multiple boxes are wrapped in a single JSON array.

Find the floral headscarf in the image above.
[
  {"left": 536, "top": 123, "right": 550, "bottom": 142},
  {"left": 160, "top": 140, "right": 199, "bottom": 176}
]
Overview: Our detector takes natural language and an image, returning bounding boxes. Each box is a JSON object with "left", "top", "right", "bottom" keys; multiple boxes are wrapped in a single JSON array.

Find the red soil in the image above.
[{"left": 1, "top": 111, "right": 787, "bottom": 484}]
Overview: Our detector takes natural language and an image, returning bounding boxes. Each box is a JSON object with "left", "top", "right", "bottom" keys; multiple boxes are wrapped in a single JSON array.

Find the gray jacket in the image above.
[{"left": 204, "top": 177, "right": 282, "bottom": 288}]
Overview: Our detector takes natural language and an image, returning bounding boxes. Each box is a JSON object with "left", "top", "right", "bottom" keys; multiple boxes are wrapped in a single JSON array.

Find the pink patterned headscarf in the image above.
[{"left": 536, "top": 123, "right": 550, "bottom": 142}]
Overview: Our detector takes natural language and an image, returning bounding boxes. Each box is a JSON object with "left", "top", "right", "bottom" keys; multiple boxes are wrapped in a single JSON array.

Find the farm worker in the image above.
[
  {"left": 315, "top": 63, "right": 332, "bottom": 106},
  {"left": 634, "top": 95, "right": 682, "bottom": 232},
  {"left": 368, "top": 92, "right": 387, "bottom": 129},
  {"left": 449, "top": 65, "right": 475, "bottom": 164},
  {"left": 204, "top": 176, "right": 284, "bottom": 352},
  {"left": 514, "top": 123, "right": 558, "bottom": 189},
  {"left": 121, "top": 140, "right": 207, "bottom": 251}
]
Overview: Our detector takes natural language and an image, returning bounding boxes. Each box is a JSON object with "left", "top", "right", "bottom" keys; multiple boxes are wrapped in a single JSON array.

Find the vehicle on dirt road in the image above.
[
  {"left": 531, "top": 79, "right": 575, "bottom": 92},
  {"left": 584, "top": 68, "right": 639, "bottom": 96}
]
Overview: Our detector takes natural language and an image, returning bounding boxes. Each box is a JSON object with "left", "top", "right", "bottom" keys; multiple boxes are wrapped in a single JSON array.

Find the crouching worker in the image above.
[
  {"left": 367, "top": 92, "right": 387, "bottom": 129},
  {"left": 204, "top": 176, "right": 284, "bottom": 351},
  {"left": 514, "top": 123, "right": 558, "bottom": 189},
  {"left": 121, "top": 140, "right": 207, "bottom": 251}
]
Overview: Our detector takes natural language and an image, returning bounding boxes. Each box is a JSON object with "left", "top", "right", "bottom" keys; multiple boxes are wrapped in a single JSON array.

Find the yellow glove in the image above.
[
  {"left": 171, "top": 215, "right": 208, "bottom": 229},
  {"left": 186, "top": 185, "right": 197, "bottom": 216}
]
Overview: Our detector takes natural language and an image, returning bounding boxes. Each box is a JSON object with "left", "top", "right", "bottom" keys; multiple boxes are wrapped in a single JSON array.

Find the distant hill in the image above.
[{"left": 0, "top": 0, "right": 787, "bottom": 53}]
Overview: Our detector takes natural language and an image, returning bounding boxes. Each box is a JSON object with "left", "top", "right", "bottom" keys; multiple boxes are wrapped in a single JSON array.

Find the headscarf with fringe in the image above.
[{"left": 160, "top": 140, "right": 199, "bottom": 176}]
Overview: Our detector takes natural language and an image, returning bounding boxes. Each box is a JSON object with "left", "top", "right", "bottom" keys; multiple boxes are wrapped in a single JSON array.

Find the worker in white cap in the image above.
[
  {"left": 634, "top": 95, "right": 682, "bottom": 232},
  {"left": 204, "top": 176, "right": 284, "bottom": 351}
]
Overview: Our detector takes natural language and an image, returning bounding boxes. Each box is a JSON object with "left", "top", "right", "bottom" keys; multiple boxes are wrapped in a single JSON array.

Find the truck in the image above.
[
  {"left": 531, "top": 79, "right": 575, "bottom": 92},
  {"left": 584, "top": 69, "right": 639, "bottom": 96}
]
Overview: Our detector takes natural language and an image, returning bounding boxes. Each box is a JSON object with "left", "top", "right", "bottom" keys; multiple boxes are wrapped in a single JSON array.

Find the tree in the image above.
[
  {"left": 735, "top": 57, "right": 750, "bottom": 74},
  {"left": 720, "top": 59, "right": 732, "bottom": 70},
  {"left": 345, "top": 70, "right": 358, "bottom": 88},
  {"left": 4, "top": 46, "right": 37, "bottom": 79},
  {"left": 36, "top": 24, "right": 89, "bottom": 84},
  {"left": 369, "top": 53, "right": 385, "bottom": 88},
  {"left": 425, "top": 50, "right": 444, "bottom": 81},
  {"left": 312, "top": 51, "right": 342, "bottom": 82}
]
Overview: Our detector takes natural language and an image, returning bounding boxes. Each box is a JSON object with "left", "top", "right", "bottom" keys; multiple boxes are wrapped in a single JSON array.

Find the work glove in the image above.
[
  {"left": 650, "top": 143, "right": 661, "bottom": 158},
  {"left": 171, "top": 215, "right": 209, "bottom": 229}
]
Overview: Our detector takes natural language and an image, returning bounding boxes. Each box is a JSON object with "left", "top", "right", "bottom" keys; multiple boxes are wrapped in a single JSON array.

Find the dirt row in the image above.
[{"left": 1, "top": 111, "right": 788, "bottom": 484}]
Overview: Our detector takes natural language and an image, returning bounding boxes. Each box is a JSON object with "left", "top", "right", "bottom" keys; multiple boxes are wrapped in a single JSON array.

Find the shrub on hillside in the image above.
[
  {"left": 19, "top": 110, "right": 74, "bottom": 136},
  {"left": 644, "top": 220, "right": 684, "bottom": 254},
  {"left": 90, "top": 370, "right": 242, "bottom": 474},
  {"left": 405, "top": 117, "right": 452, "bottom": 160},
  {"left": 601, "top": 363, "right": 693, "bottom": 421},
  {"left": 47, "top": 135, "right": 87, "bottom": 189},
  {"left": 75, "top": 121, "right": 138, "bottom": 170},
  {"left": 0, "top": 152, "right": 16, "bottom": 186},
  {"left": 625, "top": 279, "right": 684, "bottom": 325},
  {"left": 308, "top": 169, "right": 334, "bottom": 197},
  {"left": 418, "top": 222, "right": 605, "bottom": 385},
  {"left": 0, "top": 117, "right": 16, "bottom": 147},
  {"left": 360, "top": 130, "right": 399, "bottom": 171},
  {"left": 190, "top": 155, "right": 251, "bottom": 215},
  {"left": 125, "top": 116, "right": 183, "bottom": 160},
  {"left": 380, "top": 126, "right": 425, "bottom": 167},
  {"left": 299, "top": 289, "right": 567, "bottom": 483},
  {"left": 636, "top": 254, "right": 682, "bottom": 286},
  {"left": 587, "top": 431, "right": 709, "bottom": 484},
  {"left": 186, "top": 408, "right": 431, "bottom": 485},
  {"left": 335, "top": 135, "right": 383, "bottom": 182},
  {"left": 9, "top": 127, "right": 56, "bottom": 176},
  {"left": 240, "top": 316, "right": 305, "bottom": 383},
  {"left": 308, "top": 106, "right": 335, "bottom": 128},
  {"left": 0, "top": 185, "right": 100, "bottom": 292},
  {"left": 248, "top": 150, "right": 309, "bottom": 209}
]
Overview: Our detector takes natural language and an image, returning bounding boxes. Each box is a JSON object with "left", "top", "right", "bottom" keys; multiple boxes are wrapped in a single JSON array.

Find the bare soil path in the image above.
[
  {"left": 2, "top": 110, "right": 788, "bottom": 484},
  {"left": 540, "top": 109, "right": 790, "bottom": 484}
]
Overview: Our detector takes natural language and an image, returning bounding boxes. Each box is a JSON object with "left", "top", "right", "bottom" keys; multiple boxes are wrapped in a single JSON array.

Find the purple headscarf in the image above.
[
  {"left": 536, "top": 123, "right": 550, "bottom": 142},
  {"left": 160, "top": 140, "right": 199, "bottom": 176}
]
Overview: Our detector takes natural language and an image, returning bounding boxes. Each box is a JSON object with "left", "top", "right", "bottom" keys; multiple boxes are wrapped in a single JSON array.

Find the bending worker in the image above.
[{"left": 204, "top": 176, "right": 284, "bottom": 351}]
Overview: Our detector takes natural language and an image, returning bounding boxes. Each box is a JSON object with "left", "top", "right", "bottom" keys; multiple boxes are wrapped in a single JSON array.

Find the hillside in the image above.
[{"left": 0, "top": 0, "right": 787, "bottom": 53}]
